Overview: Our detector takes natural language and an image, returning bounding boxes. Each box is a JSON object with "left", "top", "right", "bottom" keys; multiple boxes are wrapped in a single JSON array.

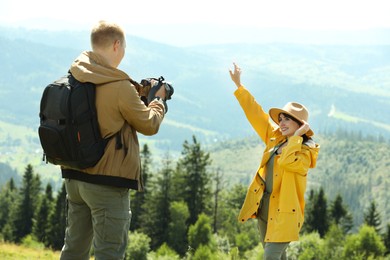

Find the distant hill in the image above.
[{"left": 0, "top": 27, "right": 389, "bottom": 150}]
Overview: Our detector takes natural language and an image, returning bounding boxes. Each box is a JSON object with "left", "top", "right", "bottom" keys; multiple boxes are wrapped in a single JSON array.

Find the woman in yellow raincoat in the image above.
[{"left": 229, "top": 63, "right": 320, "bottom": 259}]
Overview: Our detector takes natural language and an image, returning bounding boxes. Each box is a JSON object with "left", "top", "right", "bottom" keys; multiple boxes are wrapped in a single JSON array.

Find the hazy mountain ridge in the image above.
[
  {"left": 1, "top": 27, "right": 390, "bottom": 155},
  {"left": 1, "top": 28, "right": 389, "bottom": 147}
]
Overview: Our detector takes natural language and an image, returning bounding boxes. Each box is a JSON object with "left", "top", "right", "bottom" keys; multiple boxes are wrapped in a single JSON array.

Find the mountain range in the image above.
[
  {"left": 0, "top": 27, "right": 389, "bottom": 165},
  {"left": 0, "top": 27, "right": 390, "bottom": 229},
  {"left": 1, "top": 27, "right": 389, "bottom": 146}
]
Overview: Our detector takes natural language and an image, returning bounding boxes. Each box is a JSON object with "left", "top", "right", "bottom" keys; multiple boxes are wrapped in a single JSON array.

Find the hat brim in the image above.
[{"left": 269, "top": 108, "right": 314, "bottom": 137}]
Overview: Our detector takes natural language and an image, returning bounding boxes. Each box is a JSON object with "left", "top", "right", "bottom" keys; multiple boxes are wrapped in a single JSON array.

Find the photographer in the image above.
[{"left": 60, "top": 20, "right": 169, "bottom": 260}]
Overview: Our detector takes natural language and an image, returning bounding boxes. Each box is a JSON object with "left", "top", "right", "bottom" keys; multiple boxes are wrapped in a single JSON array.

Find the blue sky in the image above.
[{"left": 1, "top": 0, "right": 389, "bottom": 46}]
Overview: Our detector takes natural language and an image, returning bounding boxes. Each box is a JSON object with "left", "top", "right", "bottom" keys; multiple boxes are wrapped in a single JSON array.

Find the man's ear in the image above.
[{"left": 113, "top": 40, "right": 121, "bottom": 51}]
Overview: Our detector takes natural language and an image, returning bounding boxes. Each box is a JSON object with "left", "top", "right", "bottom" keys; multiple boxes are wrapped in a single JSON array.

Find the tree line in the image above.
[
  {"left": 0, "top": 164, "right": 66, "bottom": 250},
  {"left": 0, "top": 135, "right": 389, "bottom": 259}
]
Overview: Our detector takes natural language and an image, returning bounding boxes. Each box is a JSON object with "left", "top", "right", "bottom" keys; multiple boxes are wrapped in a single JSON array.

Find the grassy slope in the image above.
[
  {"left": 0, "top": 120, "right": 61, "bottom": 186},
  {"left": 0, "top": 242, "right": 60, "bottom": 260}
]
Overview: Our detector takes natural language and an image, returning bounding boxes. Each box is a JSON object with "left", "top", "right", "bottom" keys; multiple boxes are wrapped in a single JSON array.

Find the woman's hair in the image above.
[
  {"left": 279, "top": 112, "right": 301, "bottom": 125},
  {"left": 90, "top": 20, "right": 125, "bottom": 50},
  {"left": 279, "top": 113, "right": 309, "bottom": 142}
]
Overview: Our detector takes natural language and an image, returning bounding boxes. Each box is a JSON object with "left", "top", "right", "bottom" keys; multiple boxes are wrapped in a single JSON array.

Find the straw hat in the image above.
[{"left": 269, "top": 102, "right": 314, "bottom": 136}]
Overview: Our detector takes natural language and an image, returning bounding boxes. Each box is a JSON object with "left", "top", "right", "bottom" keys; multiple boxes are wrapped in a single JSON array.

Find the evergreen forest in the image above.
[{"left": 0, "top": 134, "right": 389, "bottom": 259}]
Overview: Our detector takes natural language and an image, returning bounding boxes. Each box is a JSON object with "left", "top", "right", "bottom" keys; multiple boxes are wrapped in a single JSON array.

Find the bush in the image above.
[
  {"left": 229, "top": 247, "right": 240, "bottom": 260},
  {"left": 192, "top": 245, "right": 217, "bottom": 260},
  {"left": 287, "top": 232, "right": 325, "bottom": 260},
  {"left": 214, "top": 233, "right": 230, "bottom": 254},
  {"left": 125, "top": 231, "right": 151, "bottom": 260},
  {"left": 343, "top": 225, "right": 385, "bottom": 259},
  {"left": 244, "top": 243, "right": 264, "bottom": 260},
  {"left": 21, "top": 235, "right": 44, "bottom": 250},
  {"left": 147, "top": 243, "right": 180, "bottom": 260},
  {"left": 323, "top": 224, "right": 345, "bottom": 259},
  {"left": 188, "top": 214, "right": 216, "bottom": 251},
  {"left": 235, "top": 232, "right": 256, "bottom": 255}
]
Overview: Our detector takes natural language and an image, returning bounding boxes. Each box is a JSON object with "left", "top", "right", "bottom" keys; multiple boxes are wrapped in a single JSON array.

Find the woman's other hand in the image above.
[{"left": 294, "top": 120, "right": 310, "bottom": 136}]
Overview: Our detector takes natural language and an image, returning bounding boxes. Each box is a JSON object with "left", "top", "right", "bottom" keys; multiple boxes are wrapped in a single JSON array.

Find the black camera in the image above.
[
  {"left": 140, "top": 76, "right": 173, "bottom": 102},
  {"left": 138, "top": 76, "right": 174, "bottom": 112}
]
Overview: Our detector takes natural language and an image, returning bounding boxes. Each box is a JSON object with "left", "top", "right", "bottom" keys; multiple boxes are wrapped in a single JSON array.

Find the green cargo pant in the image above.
[
  {"left": 60, "top": 179, "right": 131, "bottom": 260},
  {"left": 258, "top": 215, "right": 289, "bottom": 260}
]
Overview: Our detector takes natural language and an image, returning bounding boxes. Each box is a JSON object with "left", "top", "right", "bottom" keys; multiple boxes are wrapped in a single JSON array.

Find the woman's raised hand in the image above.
[{"left": 229, "top": 62, "right": 242, "bottom": 88}]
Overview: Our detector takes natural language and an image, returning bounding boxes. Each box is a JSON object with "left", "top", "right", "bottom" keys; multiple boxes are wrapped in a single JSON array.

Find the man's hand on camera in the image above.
[{"left": 155, "top": 85, "right": 166, "bottom": 100}]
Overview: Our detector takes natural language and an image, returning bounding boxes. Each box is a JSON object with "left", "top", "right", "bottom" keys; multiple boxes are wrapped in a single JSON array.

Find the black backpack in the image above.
[{"left": 38, "top": 73, "right": 108, "bottom": 169}]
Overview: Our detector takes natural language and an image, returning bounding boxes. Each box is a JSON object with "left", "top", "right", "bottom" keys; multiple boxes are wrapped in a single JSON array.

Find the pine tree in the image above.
[
  {"left": 329, "top": 194, "right": 353, "bottom": 233},
  {"left": 130, "top": 143, "right": 152, "bottom": 231},
  {"left": 188, "top": 213, "right": 215, "bottom": 251},
  {"left": 167, "top": 201, "right": 189, "bottom": 256},
  {"left": 0, "top": 178, "right": 17, "bottom": 232},
  {"left": 364, "top": 201, "right": 382, "bottom": 233},
  {"left": 330, "top": 194, "right": 347, "bottom": 225},
  {"left": 8, "top": 178, "right": 16, "bottom": 190},
  {"left": 11, "top": 164, "right": 41, "bottom": 242},
  {"left": 140, "top": 152, "right": 174, "bottom": 250},
  {"left": 303, "top": 187, "right": 329, "bottom": 237},
  {"left": 212, "top": 168, "right": 224, "bottom": 233},
  {"left": 340, "top": 211, "right": 354, "bottom": 234},
  {"left": 174, "top": 136, "right": 212, "bottom": 225},
  {"left": 46, "top": 182, "right": 67, "bottom": 250},
  {"left": 316, "top": 188, "right": 330, "bottom": 237},
  {"left": 33, "top": 183, "right": 54, "bottom": 245},
  {"left": 216, "top": 183, "right": 248, "bottom": 245},
  {"left": 383, "top": 223, "right": 390, "bottom": 255}
]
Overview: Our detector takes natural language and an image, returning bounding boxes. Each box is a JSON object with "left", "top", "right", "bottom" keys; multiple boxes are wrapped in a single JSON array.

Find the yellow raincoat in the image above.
[{"left": 235, "top": 86, "right": 319, "bottom": 242}]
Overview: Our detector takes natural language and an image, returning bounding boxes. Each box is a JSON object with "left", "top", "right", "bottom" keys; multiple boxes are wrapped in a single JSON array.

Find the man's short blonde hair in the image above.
[{"left": 91, "top": 20, "right": 125, "bottom": 50}]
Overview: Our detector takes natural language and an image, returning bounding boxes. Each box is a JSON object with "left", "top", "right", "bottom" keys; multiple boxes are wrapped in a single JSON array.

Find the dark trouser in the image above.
[{"left": 60, "top": 179, "right": 131, "bottom": 260}]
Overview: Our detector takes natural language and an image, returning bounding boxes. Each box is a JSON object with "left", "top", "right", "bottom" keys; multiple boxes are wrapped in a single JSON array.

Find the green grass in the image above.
[
  {"left": 329, "top": 107, "right": 390, "bottom": 131},
  {"left": 163, "top": 118, "right": 219, "bottom": 136},
  {"left": 0, "top": 241, "right": 60, "bottom": 260}
]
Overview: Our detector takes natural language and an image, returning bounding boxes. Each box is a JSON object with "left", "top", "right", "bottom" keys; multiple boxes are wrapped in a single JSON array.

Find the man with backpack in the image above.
[{"left": 59, "top": 20, "right": 167, "bottom": 260}]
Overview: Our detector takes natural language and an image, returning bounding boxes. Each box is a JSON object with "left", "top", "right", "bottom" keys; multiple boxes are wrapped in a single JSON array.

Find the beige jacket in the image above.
[{"left": 62, "top": 51, "right": 165, "bottom": 190}]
